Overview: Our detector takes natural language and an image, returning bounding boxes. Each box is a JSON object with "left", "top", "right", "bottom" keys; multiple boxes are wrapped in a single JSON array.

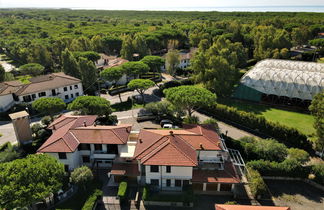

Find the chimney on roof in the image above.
[
  {"left": 83, "top": 120, "right": 87, "bottom": 127},
  {"left": 169, "top": 131, "right": 174, "bottom": 136},
  {"left": 94, "top": 122, "right": 97, "bottom": 127},
  {"left": 200, "top": 143, "right": 204, "bottom": 150},
  {"left": 53, "top": 125, "right": 56, "bottom": 130},
  {"left": 139, "top": 139, "right": 143, "bottom": 143}
]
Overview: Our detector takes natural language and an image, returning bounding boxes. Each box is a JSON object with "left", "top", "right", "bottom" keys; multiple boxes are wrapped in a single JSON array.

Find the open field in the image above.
[
  {"left": 264, "top": 180, "right": 324, "bottom": 210},
  {"left": 218, "top": 98, "right": 315, "bottom": 135}
]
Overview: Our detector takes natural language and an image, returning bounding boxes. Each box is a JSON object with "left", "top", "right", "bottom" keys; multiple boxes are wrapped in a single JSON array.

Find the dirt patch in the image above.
[{"left": 265, "top": 180, "right": 324, "bottom": 210}]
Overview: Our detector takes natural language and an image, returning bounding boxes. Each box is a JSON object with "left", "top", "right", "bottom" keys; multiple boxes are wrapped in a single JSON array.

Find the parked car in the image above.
[{"left": 160, "top": 119, "right": 173, "bottom": 127}]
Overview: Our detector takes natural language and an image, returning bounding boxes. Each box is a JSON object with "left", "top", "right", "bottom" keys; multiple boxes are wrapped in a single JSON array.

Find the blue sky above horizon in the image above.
[{"left": 1, "top": 0, "right": 324, "bottom": 10}]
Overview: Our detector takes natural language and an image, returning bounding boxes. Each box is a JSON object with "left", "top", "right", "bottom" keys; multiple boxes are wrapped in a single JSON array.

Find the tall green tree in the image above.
[
  {"left": 67, "top": 95, "right": 112, "bottom": 116},
  {"left": 79, "top": 57, "right": 98, "bottom": 95},
  {"left": 0, "top": 64, "right": 5, "bottom": 82},
  {"left": 127, "top": 79, "right": 154, "bottom": 104},
  {"left": 120, "top": 35, "right": 134, "bottom": 61},
  {"left": 32, "top": 97, "right": 66, "bottom": 116},
  {"left": 102, "top": 36, "right": 123, "bottom": 55},
  {"left": 292, "top": 26, "right": 312, "bottom": 47},
  {"left": 165, "top": 49, "right": 180, "bottom": 76},
  {"left": 61, "top": 48, "right": 81, "bottom": 78},
  {"left": 73, "top": 51, "right": 100, "bottom": 62},
  {"left": 91, "top": 35, "right": 103, "bottom": 52},
  {"left": 133, "top": 34, "right": 149, "bottom": 58},
  {"left": 122, "top": 61, "right": 149, "bottom": 81},
  {"left": 140, "top": 56, "right": 164, "bottom": 75},
  {"left": 70, "top": 166, "right": 93, "bottom": 191},
  {"left": 0, "top": 154, "right": 65, "bottom": 209},
  {"left": 164, "top": 85, "right": 216, "bottom": 117},
  {"left": 309, "top": 91, "right": 324, "bottom": 152},
  {"left": 19, "top": 63, "right": 45, "bottom": 76},
  {"left": 100, "top": 66, "right": 125, "bottom": 102}
]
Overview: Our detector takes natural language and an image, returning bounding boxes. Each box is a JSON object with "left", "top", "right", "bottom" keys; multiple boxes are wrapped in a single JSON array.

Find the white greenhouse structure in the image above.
[{"left": 234, "top": 59, "right": 324, "bottom": 106}]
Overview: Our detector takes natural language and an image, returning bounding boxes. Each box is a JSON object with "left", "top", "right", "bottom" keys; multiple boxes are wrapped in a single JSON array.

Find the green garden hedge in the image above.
[
  {"left": 117, "top": 182, "right": 128, "bottom": 200},
  {"left": 201, "top": 104, "right": 313, "bottom": 152},
  {"left": 81, "top": 189, "right": 103, "bottom": 210}
]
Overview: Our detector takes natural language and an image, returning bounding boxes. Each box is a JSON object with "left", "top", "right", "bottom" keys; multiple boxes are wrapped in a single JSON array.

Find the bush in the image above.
[
  {"left": 41, "top": 116, "right": 53, "bottom": 127},
  {"left": 0, "top": 142, "right": 12, "bottom": 152},
  {"left": 311, "top": 164, "right": 324, "bottom": 185},
  {"left": 142, "top": 186, "right": 149, "bottom": 201},
  {"left": 199, "top": 104, "right": 312, "bottom": 152},
  {"left": 246, "top": 167, "right": 267, "bottom": 198},
  {"left": 287, "top": 148, "right": 310, "bottom": 164},
  {"left": 117, "top": 182, "right": 128, "bottom": 200},
  {"left": 70, "top": 166, "right": 94, "bottom": 190},
  {"left": 183, "top": 116, "right": 200, "bottom": 124},
  {"left": 81, "top": 189, "right": 103, "bottom": 210}
]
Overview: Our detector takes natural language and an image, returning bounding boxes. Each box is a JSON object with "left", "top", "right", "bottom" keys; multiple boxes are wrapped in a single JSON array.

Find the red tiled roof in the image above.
[
  {"left": 192, "top": 162, "right": 240, "bottom": 184},
  {"left": 215, "top": 205, "right": 290, "bottom": 210},
  {"left": 38, "top": 114, "right": 131, "bottom": 153},
  {"left": 134, "top": 125, "right": 222, "bottom": 166},
  {"left": 110, "top": 163, "right": 140, "bottom": 176},
  {"left": 141, "top": 135, "right": 197, "bottom": 166}
]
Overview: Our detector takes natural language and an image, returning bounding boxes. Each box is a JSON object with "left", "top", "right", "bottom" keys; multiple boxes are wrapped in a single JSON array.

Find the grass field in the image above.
[{"left": 218, "top": 98, "right": 315, "bottom": 135}]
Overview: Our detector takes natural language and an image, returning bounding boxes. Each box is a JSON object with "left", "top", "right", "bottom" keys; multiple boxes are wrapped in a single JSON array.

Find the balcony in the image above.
[
  {"left": 199, "top": 156, "right": 224, "bottom": 164},
  {"left": 92, "top": 150, "right": 117, "bottom": 160}
]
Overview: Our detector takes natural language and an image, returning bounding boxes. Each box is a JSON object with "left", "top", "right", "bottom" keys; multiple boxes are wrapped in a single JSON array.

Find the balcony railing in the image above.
[{"left": 199, "top": 156, "right": 224, "bottom": 164}]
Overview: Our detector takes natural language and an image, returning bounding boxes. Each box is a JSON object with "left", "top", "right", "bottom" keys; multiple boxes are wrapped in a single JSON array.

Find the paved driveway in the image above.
[{"left": 0, "top": 121, "right": 17, "bottom": 145}]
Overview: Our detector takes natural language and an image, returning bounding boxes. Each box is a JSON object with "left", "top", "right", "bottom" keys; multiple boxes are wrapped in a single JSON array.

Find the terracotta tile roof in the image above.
[
  {"left": 0, "top": 80, "right": 23, "bottom": 96},
  {"left": 38, "top": 114, "right": 131, "bottom": 153},
  {"left": 110, "top": 163, "right": 140, "bottom": 176},
  {"left": 134, "top": 125, "right": 222, "bottom": 166},
  {"left": 215, "top": 205, "right": 291, "bottom": 210},
  {"left": 48, "top": 115, "right": 97, "bottom": 130},
  {"left": 141, "top": 135, "right": 197, "bottom": 166},
  {"left": 71, "top": 125, "right": 132, "bottom": 144},
  {"left": 192, "top": 161, "right": 240, "bottom": 184},
  {"left": 15, "top": 72, "right": 81, "bottom": 96},
  {"left": 97, "top": 54, "right": 129, "bottom": 69}
]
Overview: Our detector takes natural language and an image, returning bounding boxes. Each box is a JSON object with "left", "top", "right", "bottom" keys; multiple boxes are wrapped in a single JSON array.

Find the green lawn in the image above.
[{"left": 218, "top": 98, "right": 315, "bottom": 135}]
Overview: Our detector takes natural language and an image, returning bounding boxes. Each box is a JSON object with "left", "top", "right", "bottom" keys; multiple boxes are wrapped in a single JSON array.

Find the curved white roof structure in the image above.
[{"left": 240, "top": 59, "right": 324, "bottom": 100}]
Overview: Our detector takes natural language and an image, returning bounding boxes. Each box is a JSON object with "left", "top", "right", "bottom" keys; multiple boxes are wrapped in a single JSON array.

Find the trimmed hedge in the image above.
[
  {"left": 200, "top": 104, "right": 313, "bottom": 152},
  {"left": 142, "top": 186, "right": 149, "bottom": 201},
  {"left": 246, "top": 167, "right": 267, "bottom": 198},
  {"left": 247, "top": 159, "right": 324, "bottom": 185},
  {"left": 81, "top": 189, "right": 103, "bottom": 210},
  {"left": 117, "top": 182, "right": 128, "bottom": 200}
]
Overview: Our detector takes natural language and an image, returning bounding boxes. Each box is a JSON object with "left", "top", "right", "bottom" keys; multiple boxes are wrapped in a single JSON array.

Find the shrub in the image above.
[
  {"left": 311, "top": 164, "right": 324, "bottom": 185},
  {"left": 246, "top": 167, "right": 267, "bottom": 198},
  {"left": 117, "top": 182, "right": 128, "bottom": 200},
  {"left": 41, "top": 116, "right": 53, "bottom": 127},
  {"left": 0, "top": 142, "right": 12, "bottom": 152},
  {"left": 287, "top": 148, "right": 310, "bottom": 164},
  {"left": 142, "top": 186, "right": 149, "bottom": 201},
  {"left": 32, "top": 97, "right": 66, "bottom": 116},
  {"left": 183, "top": 116, "right": 200, "bottom": 124},
  {"left": 81, "top": 189, "right": 103, "bottom": 210},
  {"left": 70, "top": 166, "right": 94, "bottom": 191}
]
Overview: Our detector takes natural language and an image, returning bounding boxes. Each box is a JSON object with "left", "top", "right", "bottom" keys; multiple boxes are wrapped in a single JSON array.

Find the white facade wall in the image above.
[
  {"left": 145, "top": 165, "right": 192, "bottom": 190},
  {"left": 103, "top": 74, "right": 128, "bottom": 87},
  {"left": 18, "top": 82, "right": 83, "bottom": 104},
  {"left": 48, "top": 151, "right": 80, "bottom": 170},
  {"left": 0, "top": 94, "right": 15, "bottom": 112}
]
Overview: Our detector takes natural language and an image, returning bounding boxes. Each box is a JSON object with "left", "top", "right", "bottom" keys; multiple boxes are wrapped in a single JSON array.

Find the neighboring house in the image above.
[
  {"left": 37, "top": 114, "right": 133, "bottom": 171},
  {"left": 96, "top": 53, "right": 129, "bottom": 87},
  {"left": 161, "top": 48, "right": 197, "bottom": 72},
  {"left": 0, "top": 80, "right": 23, "bottom": 112},
  {"left": 133, "top": 124, "right": 241, "bottom": 194},
  {"left": 215, "top": 204, "right": 291, "bottom": 210},
  {"left": 317, "top": 32, "right": 324, "bottom": 39},
  {"left": 0, "top": 72, "right": 83, "bottom": 112}
]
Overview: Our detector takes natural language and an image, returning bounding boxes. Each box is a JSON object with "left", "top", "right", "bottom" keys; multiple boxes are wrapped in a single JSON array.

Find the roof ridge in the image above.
[
  {"left": 111, "top": 127, "right": 127, "bottom": 144},
  {"left": 141, "top": 139, "right": 170, "bottom": 164},
  {"left": 133, "top": 130, "right": 166, "bottom": 158},
  {"left": 169, "top": 137, "right": 197, "bottom": 166}
]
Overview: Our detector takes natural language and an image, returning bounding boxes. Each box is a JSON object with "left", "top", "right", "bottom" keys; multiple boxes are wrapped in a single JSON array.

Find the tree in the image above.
[
  {"left": 292, "top": 26, "right": 312, "bottom": 47},
  {"left": 0, "top": 64, "right": 5, "bottom": 82},
  {"left": 73, "top": 51, "right": 100, "bottom": 62},
  {"left": 61, "top": 48, "right": 81, "bottom": 78},
  {"left": 127, "top": 79, "right": 154, "bottom": 104},
  {"left": 100, "top": 66, "right": 125, "bottom": 102},
  {"left": 287, "top": 148, "right": 310, "bottom": 164},
  {"left": 91, "top": 35, "right": 103, "bottom": 52},
  {"left": 0, "top": 154, "right": 65, "bottom": 209},
  {"left": 121, "top": 35, "right": 134, "bottom": 60},
  {"left": 67, "top": 95, "right": 112, "bottom": 116},
  {"left": 309, "top": 91, "right": 324, "bottom": 152},
  {"left": 78, "top": 57, "right": 98, "bottom": 95},
  {"left": 19, "top": 63, "right": 45, "bottom": 76},
  {"left": 165, "top": 49, "right": 180, "bottom": 76},
  {"left": 70, "top": 166, "right": 93, "bottom": 191},
  {"left": 102, "top": 36, "right": 123, "bottom": 55},
  {"left": 145, "top": 101, "right": 175, "bottom": 118},
  {"left": 122, "top": 61, "right": 149, "bottom": 81},
  {"left": 133, "top": 34, "right": 149, "bottom": 58},
  {"left": 164, "top": 86, "right": 216, "bottom": 117},
  {"left": 32, "top": 97, "right": 66, "bottom": 116},
  {"left": 140, "top": 56, "right": 164, "bottom": 75}
]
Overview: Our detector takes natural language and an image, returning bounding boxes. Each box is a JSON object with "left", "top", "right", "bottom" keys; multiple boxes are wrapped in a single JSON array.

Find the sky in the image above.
[{"left": 0, "top": 0, "right": 324, "bottom": 10}]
